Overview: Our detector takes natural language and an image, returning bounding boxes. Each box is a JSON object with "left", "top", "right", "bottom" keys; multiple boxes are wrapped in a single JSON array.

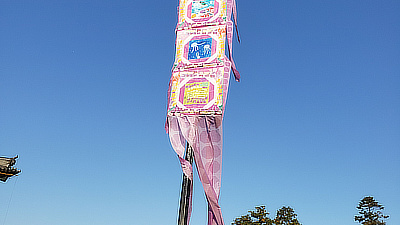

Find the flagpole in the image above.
[{"left": 178, "top": 142, "right": 194, "bottom": 225}]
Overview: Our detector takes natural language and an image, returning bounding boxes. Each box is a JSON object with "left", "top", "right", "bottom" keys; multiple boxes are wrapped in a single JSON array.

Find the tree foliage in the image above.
[
  {"left": 232, "top": 206, "right": 273, "bottom": 225},
  {"left": 355, "top": 196, "right": 389, "bottom": 225},
  {"left": 232, "top": 214, "right": 253, "bottom": 225},
  {"left": 232, "top": 206, "right": 301, "bottom": 225},
  {"left": 274, "top": 206, "right": 301, "bottom": 225}
]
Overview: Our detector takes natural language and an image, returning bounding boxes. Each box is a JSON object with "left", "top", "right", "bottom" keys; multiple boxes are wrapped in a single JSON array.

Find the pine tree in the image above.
[
  {"left": 232, "top": 206, "right": 273, "bottom": 225},
  {"left": 274, "top": 206, "right": 301, "bottom": 225},
  {"left": 232, "top": 214, "right": 253, "bottom": 225},
  {"left": 355, "top": 196, "right": 389, "bottom": 225}
]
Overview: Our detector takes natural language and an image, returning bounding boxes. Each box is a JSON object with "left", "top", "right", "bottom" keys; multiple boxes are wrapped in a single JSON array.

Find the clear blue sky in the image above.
[{"left": 1, "top": 1, "right": 399, "bottom": 225}]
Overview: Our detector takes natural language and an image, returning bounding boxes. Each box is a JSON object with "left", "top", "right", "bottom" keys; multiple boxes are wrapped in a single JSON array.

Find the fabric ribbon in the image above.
[
  {"left": 226, "top": 0, "right": 241, "bottom": 82},
  {"left": 226, "top": 21, "right": 240, "bottom": 82},
  {"left": 167, "top": 115, "right": 225, "bottom": 225}
]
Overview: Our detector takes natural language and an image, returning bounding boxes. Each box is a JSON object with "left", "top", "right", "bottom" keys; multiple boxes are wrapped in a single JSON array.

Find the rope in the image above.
[{"left": 2, "top": 176, "right": 18, "bottom": 225}]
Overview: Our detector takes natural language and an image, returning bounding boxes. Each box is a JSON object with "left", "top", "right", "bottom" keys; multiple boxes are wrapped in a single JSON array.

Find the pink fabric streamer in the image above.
[
  {"left": 226, "top": 0, "right": 241, "bottom": 81},
  {"left": 227, "top": 0, "right": 240, "bottom": 42},
  {"left": 168, "top": 115, "right": 224, "bottom": 225},
  {"left": 227, "top": 21, "right": 240, "bottom": 82}
]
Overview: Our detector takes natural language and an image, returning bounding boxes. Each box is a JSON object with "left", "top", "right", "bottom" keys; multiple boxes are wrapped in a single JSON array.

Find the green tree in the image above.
[
  {"left": 355, "top": 196, "right": 389, "bottom": 225},
  {"left": 232, "top": 214, "right": 253, "bottom": 225},
  {"left": 232, "top": 206, "right": 273, "bottom": 225},
  {"left": 274, "top": 206, "right": 301, "bottom": 225}
]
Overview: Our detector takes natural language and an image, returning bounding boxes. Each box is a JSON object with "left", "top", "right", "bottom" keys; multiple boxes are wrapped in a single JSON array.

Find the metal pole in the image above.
[{"left": 178, "top": 142, "right": 194, "bottom": 225}]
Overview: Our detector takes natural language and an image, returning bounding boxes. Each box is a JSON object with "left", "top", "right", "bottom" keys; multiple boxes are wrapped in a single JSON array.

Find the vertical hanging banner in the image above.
[{"left": 166, "top": 1, "right": 240, "bottom": 225}]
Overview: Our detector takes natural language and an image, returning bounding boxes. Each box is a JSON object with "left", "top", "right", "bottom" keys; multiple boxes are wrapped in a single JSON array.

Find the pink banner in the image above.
[{"left": 167, "top": 1, "right": 240, "bottom": 225}]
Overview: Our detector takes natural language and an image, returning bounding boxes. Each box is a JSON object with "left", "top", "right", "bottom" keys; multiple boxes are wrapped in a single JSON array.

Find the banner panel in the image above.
[
  {"left": 177, "top": 0, "right": 227, "bottom": 30},
  {"left": 173, "top": 24, "right": 227, "bottom": 70},
  {"left": 168, "top": 59, "right": 231, "bottom": 115}
]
